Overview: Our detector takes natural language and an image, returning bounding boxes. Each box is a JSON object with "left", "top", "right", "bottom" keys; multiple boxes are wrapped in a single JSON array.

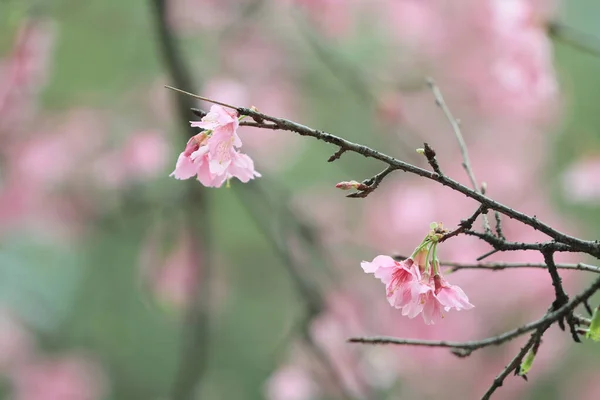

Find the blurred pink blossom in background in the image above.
[
  {"left": 9, "top": 354, "right": 107, "bottom": 400},
  {"left": 561, "top": 157, "right": 600, "bottom": 204}
]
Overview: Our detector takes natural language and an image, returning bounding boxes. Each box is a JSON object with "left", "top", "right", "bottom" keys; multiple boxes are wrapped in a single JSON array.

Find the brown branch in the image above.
[
  {"left": 423, "top": 142, "right": 443, "bottom": 176},
  {"left": 235, "top": 181, "right": 357, "bottom": 400},
  {"left": 480, "top": 326, "right": 548, "bottom": 400},
  {"left": 166, "top": 85, "right": 600, "bottom": 257},
  {"left": 187, "top": 99, "right": 600, "bottom": 256},
  {"left": 464, "top": 230, "right": 579, "bottom": 254},
  {"left": 542, "top": 249, "right": 581, "bottom": 342},
  {"left": 440, "top": 205, "right": 487, "bottom": 242},
  {"left": 438, "top": 260, "right": 600, "bottom": 274},
  {"left": 328, "top": 147, "right": 348, "bottom": 163}
]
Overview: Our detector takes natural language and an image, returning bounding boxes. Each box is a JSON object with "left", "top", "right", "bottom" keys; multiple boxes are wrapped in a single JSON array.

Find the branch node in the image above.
[
  {"left": 423, "top": 142, "right": 443, "bottom": 176},
  {"left": 328, "top": 147, "right": 347, "bottom": 162}
]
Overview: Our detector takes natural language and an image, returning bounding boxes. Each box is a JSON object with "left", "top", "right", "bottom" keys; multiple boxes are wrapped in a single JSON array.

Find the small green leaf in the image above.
[
  {"left": 519, "top": 348, "right": 536, "bottom": 376},
  {"left": 586, "top": 306, "right": 600, "bottom": 341}
]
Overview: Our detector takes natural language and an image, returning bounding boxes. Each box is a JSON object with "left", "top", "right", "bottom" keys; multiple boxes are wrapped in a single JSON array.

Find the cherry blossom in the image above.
[
  {"left": 170, "top": 105, "right": 260, "bottom": 187},
  {"left": 361, "top": 228, "right": 473, "bottom": 324}
]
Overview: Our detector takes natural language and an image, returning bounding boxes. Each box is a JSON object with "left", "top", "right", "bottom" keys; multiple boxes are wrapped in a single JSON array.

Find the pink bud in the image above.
[{"left": 335, "top": 180, "right": 367, "bottom": 191}]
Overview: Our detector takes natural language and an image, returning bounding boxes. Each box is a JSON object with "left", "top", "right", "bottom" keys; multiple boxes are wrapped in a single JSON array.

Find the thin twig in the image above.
[
  {"left": 427, "top": 78, "right": 478, "bottom": 190},
  {"left": 464, "top": 230, "right": 578, "bottom": 254},
  {"left": 480, "top": 325, "right": 548, "bottom": 400},
  {"left": 477, "top": 248, "right": 500, "bottom": 261},
  {"left": 346, "top": 166, "right": 396, "bottom": 198},
  {"left": 440, "top": 205, "right": 486, "bottom": 242},
  {"left": 494, "top": 211, "right": 506, "bottom": 240},
  {"left": 542, "top": 249, "right": 581, "bottom": 342},
  {"left": 392, "top": 254, "right": 600, "bottom": 274},
  {"left": 439, "top": 260, "right": 600, "bottom": 274},
  {"left": 428, "top": 78, "right": 496, "bottom": 235},
  {"left": 166, "top": 85, "right": 238, "bottom": 109}
]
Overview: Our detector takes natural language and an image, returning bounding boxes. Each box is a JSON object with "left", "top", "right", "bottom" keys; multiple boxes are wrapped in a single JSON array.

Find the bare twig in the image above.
[
  {"left": 480, "top": 326, "right": 548, "bottom": 400},
  {"left": 477, "top": 248, "right": 500, "bottom": 261},
  {"left": 346, "top": 166, "right": 396, "bottom": 198},
  {"left": 464, "top": 230, "right": 579, "bottom": 254},
  {"left": 440, "top": 205, "right": 487, "bottom": 242},
  {"left": 494, "top": 211, "right": 506, "bottom": 240},
  {"left": 427, "top": 79, "right": 478, "bottom": 190},
  {"left": 428, "top": 78, "right": 497, "bottom": 236},
  {"left": 438, "top": 260, "right": 600, "bottom": 274},
  {"left": 328, "top": 147, "right": 348, "bottom": 163},
  {"left": 542, "top": 249, "right": 581, "bottom": 342},
  {"left": 542, "top": 250, "right": 570, "bottom": 309},
  {"left": 168, "top": 86, "right": 600, "bottom": 256}
]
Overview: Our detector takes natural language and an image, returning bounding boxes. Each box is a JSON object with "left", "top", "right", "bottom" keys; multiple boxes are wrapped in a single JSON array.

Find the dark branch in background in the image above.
[
  {"left": 464, "top": 230, "right": 579, "bottom": 253},
  {"left": 235, "top": 180, "right": 359, "bottom": 400},
  {"left": 149, "top": 1, "right": 211, "bottom": 399},
  {"left": 548, "top": 22, "right": 600, "bottom": 57}
]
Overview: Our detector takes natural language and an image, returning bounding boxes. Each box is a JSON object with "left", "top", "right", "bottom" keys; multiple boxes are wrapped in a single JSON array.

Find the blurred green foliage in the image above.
[{"left": 1, "top": 0, "right": 600, "bottom": 399}]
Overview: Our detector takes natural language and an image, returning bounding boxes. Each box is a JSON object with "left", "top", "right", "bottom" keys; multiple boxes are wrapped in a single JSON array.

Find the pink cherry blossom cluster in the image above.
[
  {"left": 170, "top": 105, "right": 260, "bottom": 187},
  {"left": 361, "top": 223, "right": 473, "bottom": 325}
]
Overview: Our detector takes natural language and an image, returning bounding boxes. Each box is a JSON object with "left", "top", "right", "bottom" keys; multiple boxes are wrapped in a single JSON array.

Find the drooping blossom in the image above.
[
  {"left": 361, "top": 255, "right": 421, "bottom": 310},
  {"left": 361, "top": 225, "right": 473, "bottom": 324},
  {"left": 170, "top": 105, "right": 260, "bottom": 187}
]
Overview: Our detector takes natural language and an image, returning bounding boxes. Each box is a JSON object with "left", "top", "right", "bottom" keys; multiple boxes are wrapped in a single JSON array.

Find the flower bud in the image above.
[{"left": 335, "top": 180, "right": 368, "bottom": 191}]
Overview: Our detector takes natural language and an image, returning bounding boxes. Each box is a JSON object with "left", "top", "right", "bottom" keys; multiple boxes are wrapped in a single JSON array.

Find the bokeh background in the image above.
[{"left": 1, "top": 0, "right": 600, "bottom": 399}]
